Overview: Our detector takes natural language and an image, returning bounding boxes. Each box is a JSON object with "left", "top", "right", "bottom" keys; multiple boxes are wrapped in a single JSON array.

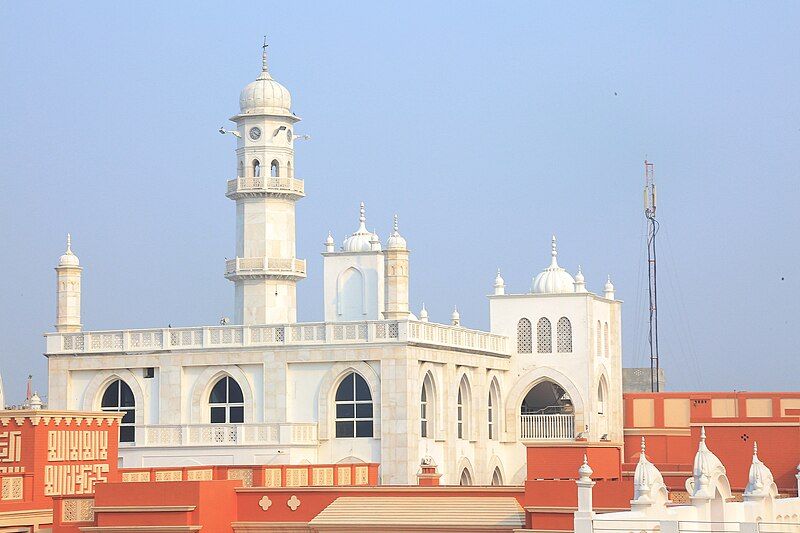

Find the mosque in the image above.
[{"left": 44, "top": 43, "right": 624, "bottom": 485}]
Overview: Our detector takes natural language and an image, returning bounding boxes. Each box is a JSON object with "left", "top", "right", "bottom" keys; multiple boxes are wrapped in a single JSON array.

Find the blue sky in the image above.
[{"left": 1, "top": 2, "right": 798, "bottom": 403}]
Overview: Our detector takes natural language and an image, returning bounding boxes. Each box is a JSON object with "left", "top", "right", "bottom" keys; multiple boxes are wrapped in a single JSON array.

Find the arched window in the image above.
[
  {"left": 459, "top": 468, "right": 472, "bottom": 486},
  {"left": 421, "top": 373, "right": 434, "bottom": 438},
  {"left": 238, "top": 160, "right": 244, "bottom": 178},
  {"left": 488, "top": 380, "right": 500, "bottom": 440},
  {"left": 491, "top": 467, "right": 503, "bottom": 486},
  {"left": 209, "top": 376, "right": 244, "bottom": 424},
  {"left": 597, "top": 380, "right": 606, "bottom": 415},
  {"left": 252, "top": 159, "right": 261, "bottom": 178},
  {"left": 101, "top": 379, "right": 135, "bottom": 443},
  {"left": 604, "top": 322, "right": 609, "bottom": 357},
  {"left": 556, "top": 317, "right": 572, "bottom": 353},
  {"left": 335, "top": 372, "right": 373, "bottom": 438},
  {"left": 287, "top": 161, "right": 292, "bottom": 178},
  {"left": 517, "top": 318, "right": 532, "bottom": 354},
  {"left": 596, "top": 320, "right": 602, "bottom": 356},
  {"left": 536, "top": 318, "right": 552, "bottom": 353},
  {"left": 457, "top": 377, "right": 470, "bottom": 440},
  {"left": 270, "top": 159, "right": 279, "bottom": 177}
]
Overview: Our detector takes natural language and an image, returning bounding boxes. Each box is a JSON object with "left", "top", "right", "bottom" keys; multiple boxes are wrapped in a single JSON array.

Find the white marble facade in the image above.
[{"left": 45, "top": 44, "right": 623, "bottom": 485}]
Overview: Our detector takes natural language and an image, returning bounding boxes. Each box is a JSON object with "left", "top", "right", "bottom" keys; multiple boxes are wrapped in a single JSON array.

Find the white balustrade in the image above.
[
  {"left": 142, "top": 423, "right": 317, "bottom": 447},
  {"left": 46, "top": 319, "right": 508, "bottom": 357},
  {"left": 520, "top": 414, "right": 575, "bottom": 440},
  {"left": 226, "top": 177, "right": 305, "bottom": 196}
]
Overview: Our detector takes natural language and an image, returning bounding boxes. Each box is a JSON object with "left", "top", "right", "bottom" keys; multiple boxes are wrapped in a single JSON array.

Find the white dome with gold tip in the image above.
[{"left": 531, "top": 236, "right": 575, "bottom": 294}]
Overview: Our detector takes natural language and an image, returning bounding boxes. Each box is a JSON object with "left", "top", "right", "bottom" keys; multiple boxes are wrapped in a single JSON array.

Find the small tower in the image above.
[
  {"left": 225, "top": 39, "right": 306, "bottom": 325},
  {"left": 451, "top": 306, "right": 460, "bottom": 327},
  {"left": 55, "top": 234, "right": 82, "bottom": 332},
  {"left": 383, "top": 215, "right": 410, "bottom": 319},
  {"left": 574, "top": 266, "right": 587, "bottom": 293},
  {"left": 604, "top": 276, "right": 615, "bottom": 300},
  {"left": 493, "top": 269, "right": 505, "bottom": 295}
]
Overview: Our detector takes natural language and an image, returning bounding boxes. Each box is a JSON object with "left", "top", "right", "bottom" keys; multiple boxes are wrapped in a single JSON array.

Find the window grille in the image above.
[
  {"left": 536, "top": 318, "right": 552, "bottom": 353},
  {"left": 516, "top": 318, "right": 532, "bottom": 353},
  {"left": 556, "top": 317, "right": 572, "bottom": 353}
]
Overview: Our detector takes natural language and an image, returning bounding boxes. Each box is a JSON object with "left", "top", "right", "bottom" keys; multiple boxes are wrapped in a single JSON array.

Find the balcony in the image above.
[
  {"left": 520, "top": 414, "right": 575, "bottom": 440},
  {"left": 224, "top": 257, "right": 307, "bottom": 281},
  {"left": 226, "top": 177, "right": 305, "bottom": 200},
  {"left": 139, "top": 423, "right": 317, "bottom": 447}
]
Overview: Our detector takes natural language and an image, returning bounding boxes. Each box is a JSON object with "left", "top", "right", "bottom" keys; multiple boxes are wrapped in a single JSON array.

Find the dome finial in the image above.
[
  {"left": 641, "top": 436, "right": 646, "bottom": 455},
  {"left": 359, "top": 202, "right": 366, "bottom": 223},
  {"left": 700, "top": 425, "right": 706, "bottom": 443},
  {"left": 753, "top": 441, "right": 758, "bottom": 458},
  {"left": 393, "top": 214, "right": 399, "bottom": 233},
  {"left": 66, "top": 233, "right": 72, "bottom": 254},
  {"left": 261, "top": 36, "right": 269, "bottom": 72}
]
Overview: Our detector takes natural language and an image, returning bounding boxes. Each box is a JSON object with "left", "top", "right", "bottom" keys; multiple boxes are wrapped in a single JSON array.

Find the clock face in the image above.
[
  {"left": 249, "top": 127, "right": 261, "bottom": 141},
  {"left": 286, "top": 129, "right": 292, "bottom": 142}
]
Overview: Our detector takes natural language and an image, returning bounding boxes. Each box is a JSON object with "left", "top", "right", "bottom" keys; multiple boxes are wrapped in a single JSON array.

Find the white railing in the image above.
[
  {"left": 225, "top": 257, "right": 307, "bottom": 276},
  {"left": 520, "top": 414, "right": 575, "bottom": 440},
  {"left": 226, "top": 177, "right": 305, "bottom": 196},
  {"left": 46, "top": 320, "right": 509, "bottom": 357},
  {"left": 141, "top": 423, "right": 317, "bottom": 447}
]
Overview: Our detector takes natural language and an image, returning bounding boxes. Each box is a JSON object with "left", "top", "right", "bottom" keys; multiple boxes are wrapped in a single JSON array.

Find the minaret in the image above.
[
  {"left": 55, "top": 234, "right": 82, "bottom": 332},
  {"left": 225, "top": 39, "right": 306, "bottom": 325},
  {"left": 383, "top": 215, "right": 410, "bottom": 319}
]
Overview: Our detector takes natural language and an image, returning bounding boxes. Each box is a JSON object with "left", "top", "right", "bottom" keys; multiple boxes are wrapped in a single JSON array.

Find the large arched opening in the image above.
[{"left": 520, "top": 380, "right": 575, "bottom": 439}]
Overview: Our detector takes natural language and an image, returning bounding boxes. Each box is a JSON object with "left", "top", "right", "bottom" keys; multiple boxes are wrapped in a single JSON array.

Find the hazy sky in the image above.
[{"left": 1, "top": 2, "right": 798, "bottom": 403}]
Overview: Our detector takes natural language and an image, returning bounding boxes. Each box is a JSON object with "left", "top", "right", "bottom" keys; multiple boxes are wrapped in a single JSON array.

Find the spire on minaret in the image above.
[
  {"left": 66, "top": 233, "right": 72, "bottom": 253},
  {"left": 550, "top": 235, "right": 559, "bottom": 267},
  {"left": 262, "top": 36, "right": 269, "bottom": 73}
]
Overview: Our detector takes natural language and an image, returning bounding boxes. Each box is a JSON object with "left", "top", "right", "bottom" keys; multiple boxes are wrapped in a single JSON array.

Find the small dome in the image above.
[
  {"left": 604, "top": 276, "right": 615, "bottom": 293},
  {"left": 325, "top": 232, "right": 334, "bottom": 246},
  {"left": 578, "top": 455, "right": 593, "bottom": 479},
  {"left": 531, "top": 236, "right": 575, "bottom": 294},
  {"left": 239, "top": 42, "right": 292, "bottom": 116},
  {"left": 494, "top": 269, "right": 505, "bottom": 287},
  {"left": 745, "top": 442, "right": 776, "bottom": 497},
  {"left": 342, "top": 203, "right": 377, "bottom": 252},
  {"left": 451, "top": 306, "right": 460, "bottom": 321},
  {"left": 58, "top": 234, "right": 80, "bottom": 267},
  {"left": 419, "top": 303, "right": 428, "bottom": 322},
  {"left": 633, "top": 438, "right": 665, "bottom": 502},
  {"left": 575, "top": 266, "right": 585, "bottom": 284},
  {"left": 386, "top": 214, "right": 407, "bottom": 250},
  {"left": 687, "top": 427, "right": 729, "bottom": 499}
]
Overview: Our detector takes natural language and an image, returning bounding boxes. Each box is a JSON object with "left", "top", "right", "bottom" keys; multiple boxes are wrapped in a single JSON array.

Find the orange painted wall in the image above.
[{"left": 526, "top": 445, "right": 622, "bottom": 480}]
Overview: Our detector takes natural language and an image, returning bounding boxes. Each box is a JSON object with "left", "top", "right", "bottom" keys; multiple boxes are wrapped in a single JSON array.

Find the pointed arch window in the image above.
[
  {"left": 209, "top": 376, "right": 244, "bottom": 424},
  {"left": 421, "top": 373, "right": 435, "bottom": 439},
  {"left": 420, "top": 385, "right": 429, "bottom": 438},
  {"left": 517, "top": 318, "right": 532, "bottom": 353},
  {"left": 604, "top": 322, "right": 610, "bottom": 357},
  {"left": 252, "top": 159, "right": 261, "bottom": 178},
  {"left": 488, "top": 384, "right": 499, "bottom": 440},
  {"left": 270, "top": 159, "right": 280, "bottom": 177},
  {"left": 491, "top": 467, "right": 503, "bottom": 486},
  {"left": 335, "top": 372, "right": 373, "bottom": 438},
  {"left": 459, "top": 468, "right": 472, "bottom": 486},
  {"left": 536, "top": 318, "right": 552, "bottom": 353},
  {"left": 287, "top": 160, "right": 292, "bottom": 178},
  {"left": 457, "top": 377, "right": 471, "bottom": 440},
  {"left": 597, "top": 380, "right": 606, "bottom": 415},
  {"left": 101, "top": 379, "right": 135, "bottom": 443},
  {"left": 238, "top": 160, "right": 244, "bottom": 178},
  {"left": 556, "top": 317, "right": 572, "bottom": 353}
]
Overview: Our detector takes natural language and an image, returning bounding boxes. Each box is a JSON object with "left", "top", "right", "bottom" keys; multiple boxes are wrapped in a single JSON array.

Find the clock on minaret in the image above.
[{"left": 249, "top": 127, "right": 262, "bottom": 140}]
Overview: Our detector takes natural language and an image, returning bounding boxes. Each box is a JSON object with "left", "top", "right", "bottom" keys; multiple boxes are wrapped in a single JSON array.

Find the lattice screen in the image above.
[
  {"left": 516, "top": 318, "right": 532, "bottom": 353},
  {"left": 536, "top": 318, "right": 552, "bottom": 353},
  {"left": 556, "top": 317, "right": 572, "bottom": 353}
]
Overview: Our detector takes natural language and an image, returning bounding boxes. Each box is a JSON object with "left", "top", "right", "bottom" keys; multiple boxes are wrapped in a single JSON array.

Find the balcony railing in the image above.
[
  {"left": 226, "top": 177, "right": 305, "bottom": 198},
  {"left": 520, "top": 414, "right": 575, "bottom": 440},
  {"left": 224, "top": 257, "right": 307, "bottom": 278},
  {"left": 45, "top": 320, "right": 508, "bottom": 357},
  {"left": 140, "top": 423, "right": 317, "bottom": 447}
]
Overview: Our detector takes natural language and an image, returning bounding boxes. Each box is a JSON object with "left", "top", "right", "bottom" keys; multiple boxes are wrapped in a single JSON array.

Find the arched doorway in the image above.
[{"left": 520, "top": 380, "right": 575, "bottom": 439}]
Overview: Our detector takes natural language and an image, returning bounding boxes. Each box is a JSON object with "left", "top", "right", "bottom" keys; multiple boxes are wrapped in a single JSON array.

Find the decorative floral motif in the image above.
[
  {"left": 258, "top": 495, "right": 272, "bottom": 511},
  {"left": 287, "top": 494, "right": 301, "bottom": 511}
]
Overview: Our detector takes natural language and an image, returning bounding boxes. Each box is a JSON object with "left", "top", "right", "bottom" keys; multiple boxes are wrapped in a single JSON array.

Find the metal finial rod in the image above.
[{"left": 261, "top": 36, "right": 269, "bottom": 72}]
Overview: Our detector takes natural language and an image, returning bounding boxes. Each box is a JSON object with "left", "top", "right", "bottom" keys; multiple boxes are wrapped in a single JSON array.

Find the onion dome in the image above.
[
  {"left": 686, "top": 426, "right": 729, "bottom": 499},
  {"left": 324, "top": 231, "right": 335, "bottom": 252},
  {"left": 574, "top": 265, "right": 587, "bottom": 293},
  {"left": 633, "top": 437, "right": 666, "bottom": 503},
  {"left": 386, "top": 214, "right": 407, "bottom": 250},
  {"left": 370, "top": 230, "right": 382, "bottom": 251},
  {"left": 451, "top": 306, "right": 461, "bottom": 326},
  {"left": 578, "top": 455, "right": 593, "bottom": 480},
  {"left": 29, "top": 393, "right": 43, "bottom": 410},
  {"left": 744, "top": 442, "right": 777, "bottom": 498},
  {"left": 342, "top": 203, "right": 376, "bottom": 252},
  {"left": 604, "top": 276, "right": 615, "bottom": 299},
  {"left": 531, "top": 236, "right": 575, "bottom": 294},
  {"left": 58, "top": 234, "right": 80, "bottom": 267},
  {"left": 239, "top": 39, "right": 292, "bottom": 116},
  {"left": 419, "top": 303, "right": 429, "bottom": 322},
  {"left": 494, "top": 269, "right": 505, "bottom": 295}
]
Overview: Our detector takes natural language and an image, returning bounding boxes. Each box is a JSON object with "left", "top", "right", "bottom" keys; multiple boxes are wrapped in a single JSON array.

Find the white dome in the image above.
[
  {"left": 342, "top": 203, "right": 377, "bottom": 252},
  {"left": 531, "top": 236, "right": 575, "bottom": 294},
  {"left": 633, "top": 438, "right": 665, "bottom": 502},
  {"left": 604, "top": 276, "right": 615, "bottom": 293},
  {"left": 239, "top": 45, "right": 292, "bottom": 116},
  {"left": 58, "top": 234, "right": 80, "bottom": 267},
  {"left": 745, "top": 443, "right": 776, "bottom": 497},
  {"left": 386, "top": 215, "right": 407, "bottom": 250}
]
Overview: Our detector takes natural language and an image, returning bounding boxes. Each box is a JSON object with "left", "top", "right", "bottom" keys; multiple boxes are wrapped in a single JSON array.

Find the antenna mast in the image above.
[{"left": 643, "top": 160, "right": 660, "bottom": 392}]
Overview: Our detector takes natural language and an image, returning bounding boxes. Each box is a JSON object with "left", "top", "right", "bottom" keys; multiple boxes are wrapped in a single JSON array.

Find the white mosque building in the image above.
[{"left": 45, "top": 44, "right": 623, "bottom": 485}]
